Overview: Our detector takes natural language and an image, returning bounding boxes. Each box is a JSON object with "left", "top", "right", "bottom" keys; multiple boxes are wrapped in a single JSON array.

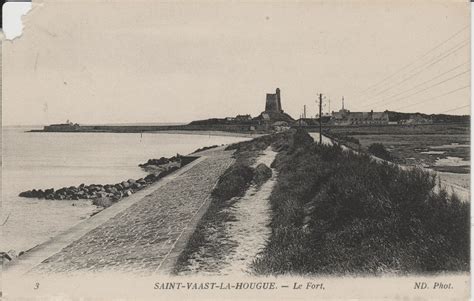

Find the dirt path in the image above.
[
  {"left": 180, "top": 147, "right": 278, "bottom": 276},
  {"left": 220, "top": 148, "right": 277, "bottom": 275}
]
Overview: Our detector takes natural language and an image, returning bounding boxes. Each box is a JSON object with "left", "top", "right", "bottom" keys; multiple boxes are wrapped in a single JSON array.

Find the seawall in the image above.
[{"left": 4, "top": 147, "right": 235, "bottom": 276}]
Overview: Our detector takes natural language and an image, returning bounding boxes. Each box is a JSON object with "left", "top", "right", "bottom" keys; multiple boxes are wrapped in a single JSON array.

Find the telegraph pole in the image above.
[{"left": 319, "top": 93, "right": 323, "bottom": 144}]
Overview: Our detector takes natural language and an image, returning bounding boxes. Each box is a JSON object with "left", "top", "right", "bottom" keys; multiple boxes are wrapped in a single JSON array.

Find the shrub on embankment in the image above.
[
  {"left": 211, "top": 163, "right": 255, "bottom": 201},
  {"left": 252, "top": 130, "right": 469, "bottom": 275},
  {"left": 253, "top": 163, "right": 272, "bottom": 186},
  {"left": 368, "top": 143, "right": 393, "bottom": 162},
  {"left": 173, "top": 158, "right": 255, "bottom": 273}
]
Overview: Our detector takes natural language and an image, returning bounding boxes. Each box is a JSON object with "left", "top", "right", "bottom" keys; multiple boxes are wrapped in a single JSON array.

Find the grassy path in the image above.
[{"left": 177, "top": 148, "right": 277, "bottom": 276}]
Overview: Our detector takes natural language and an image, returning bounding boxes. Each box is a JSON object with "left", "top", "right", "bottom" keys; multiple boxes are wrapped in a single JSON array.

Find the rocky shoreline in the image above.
[{"left": 18, "top": 154, "right": 197, "bottom": 208}]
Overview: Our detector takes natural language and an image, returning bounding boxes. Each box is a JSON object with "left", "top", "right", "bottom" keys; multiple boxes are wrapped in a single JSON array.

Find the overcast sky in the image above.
[{"left": 3, "top": 1, "right": 470, "bottom": 126}]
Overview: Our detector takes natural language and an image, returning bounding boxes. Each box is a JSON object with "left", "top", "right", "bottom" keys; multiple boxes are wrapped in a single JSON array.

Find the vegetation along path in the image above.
[
  {"left": 177, "top": 147, "right": 277, "bottom": 275},
  {"left": 26, "top": 148, "right": 234, "bottom": 275}
]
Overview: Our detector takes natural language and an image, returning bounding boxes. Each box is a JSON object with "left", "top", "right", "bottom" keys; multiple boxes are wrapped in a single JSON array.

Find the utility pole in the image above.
[
  {"left": 319, "top": 93, "right": 323, "bottom": 144},
  {"left": 303, "top": 105, "right": 306, "bottom": 119}
]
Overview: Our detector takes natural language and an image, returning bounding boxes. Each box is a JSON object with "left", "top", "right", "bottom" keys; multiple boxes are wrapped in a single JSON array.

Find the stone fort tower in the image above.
[{"left": 265, "top": 88, "right": 283, "bottom": 113}]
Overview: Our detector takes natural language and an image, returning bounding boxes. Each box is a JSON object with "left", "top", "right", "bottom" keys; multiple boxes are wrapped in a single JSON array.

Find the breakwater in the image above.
[
  {"left": 18, "top": 155, "right": 198, "bottom": 207},
  {"left": 30, "top": 124, "right": 258, "bottom": 134}
]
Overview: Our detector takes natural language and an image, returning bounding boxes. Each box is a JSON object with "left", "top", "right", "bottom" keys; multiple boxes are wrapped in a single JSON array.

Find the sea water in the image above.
[{"left": 1, "top": 126, "right": 250, "bottom": 254}]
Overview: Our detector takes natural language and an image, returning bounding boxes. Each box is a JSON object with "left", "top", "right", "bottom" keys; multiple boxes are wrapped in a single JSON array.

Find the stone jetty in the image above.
[{"left": 18, "top": 155, "right": 195, "bottom": 206}]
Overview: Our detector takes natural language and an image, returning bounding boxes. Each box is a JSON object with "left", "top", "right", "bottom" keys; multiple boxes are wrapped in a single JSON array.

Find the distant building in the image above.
[
  {"left": 398, "top": 115, "right": 433, "bottom": 125},
  {"left": 43, "top": 120, "right": 81, "bottom": 131},
  {"left": 265, "top": 88, "right": 283, "bottom": 113},
  {"left": 225, "top": 114, "right": 252, "bottom": 122},
  {"left": 255, "top": 88, "right": 294, "bottom": 123},
  {"left": 235, "top": 114, "right": 252, "bottom": 121},
  {"left": 332, "top": 109, "right": 389, "bottom": 125},
  {"left": 331, "top": 98, "right": 389, "bottom": 125}
]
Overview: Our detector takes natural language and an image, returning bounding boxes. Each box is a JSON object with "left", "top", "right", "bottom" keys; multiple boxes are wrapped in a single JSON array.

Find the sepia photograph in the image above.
[{"left": 1, "top": 0, "right": 471, "bottom": 300}]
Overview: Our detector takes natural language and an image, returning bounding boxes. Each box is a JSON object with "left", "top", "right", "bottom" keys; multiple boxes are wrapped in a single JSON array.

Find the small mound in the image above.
[
  {"left": 211, "top": 163, "right": 254, "bottom": 201},
  {"left": 253, "top": 163, "right": 272, "bottom": 186}
]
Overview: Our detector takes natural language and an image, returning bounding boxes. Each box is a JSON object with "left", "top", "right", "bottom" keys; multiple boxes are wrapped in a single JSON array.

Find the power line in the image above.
[
  {"left": 393, "top": 85, "right": 469, "bottom": 111},
  {"left": 360, "top": 61, "right": 469, "bottom": 109},
  {"left": 438, "top": 104, "right": 469, "bottom": 114},
  {"left": 354, "top": 24, "right": 469, "bottom": 97},
  {"left": 358, "top": 39, "right": 469, "bottom": 106},
  {"left": 361, "top": 67, "right": 470, "bottom": 109}
]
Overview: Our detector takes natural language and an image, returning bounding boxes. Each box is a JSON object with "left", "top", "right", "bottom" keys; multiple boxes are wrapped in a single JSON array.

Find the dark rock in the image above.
[
  {"left": 111, "top": 193, "right": 122, "bottom": 201},
  {"left": 121, "top": 181, "right": 130, "bottom": 189},
  {"left": 144, "top": 174, "right": 156, "bottom": 182},
  {"left": 19, "top": 191, "right": 31, "bottom": 197},
  {"left": 97, "top": 192, "right": 108, "bottom": 198},
  {"left": 253, "top": 163, "right": 272, "bottom": 186}
]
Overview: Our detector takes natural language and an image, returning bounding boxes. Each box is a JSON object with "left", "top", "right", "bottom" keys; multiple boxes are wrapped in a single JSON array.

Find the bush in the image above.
[
  {"left": 211, "top": 163, "right": 254, "bottom": 201},
  {"left": 368, "top": 143, "right": 393, "bottom": 161},
  {"left": 253, "top": 163, "right": 272, "bottom": 186}
]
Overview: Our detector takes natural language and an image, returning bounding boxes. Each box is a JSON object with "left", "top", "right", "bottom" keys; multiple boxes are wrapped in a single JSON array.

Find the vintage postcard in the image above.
[{"left": 1, "top": 0, "right": 471, "bottom": 300}]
